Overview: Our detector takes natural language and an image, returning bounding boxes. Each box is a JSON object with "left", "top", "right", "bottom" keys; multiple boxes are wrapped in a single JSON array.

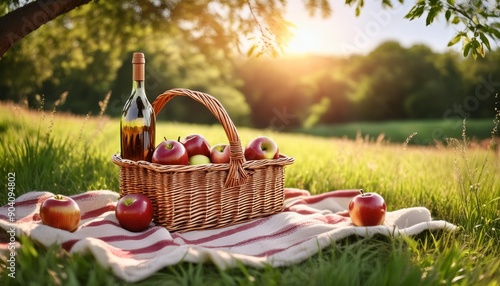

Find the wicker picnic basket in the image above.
[{"left": 112, "top": 88, "right": 294, "bottom": 232}]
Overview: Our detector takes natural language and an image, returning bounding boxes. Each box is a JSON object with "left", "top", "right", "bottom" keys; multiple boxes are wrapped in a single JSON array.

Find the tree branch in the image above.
[{"left": 0, "top": 0, "right": 92, "bottom": 57}]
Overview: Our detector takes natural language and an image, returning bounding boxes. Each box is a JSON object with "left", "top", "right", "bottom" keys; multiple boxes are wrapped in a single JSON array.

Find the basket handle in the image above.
[{"left": 151, "top": 88, "right": 248, "bottom": 188}]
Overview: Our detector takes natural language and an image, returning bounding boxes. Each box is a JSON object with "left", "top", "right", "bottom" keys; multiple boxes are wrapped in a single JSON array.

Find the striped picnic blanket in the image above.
[{"left": 0, "top": 189, "right": 456, "bottom": 282}]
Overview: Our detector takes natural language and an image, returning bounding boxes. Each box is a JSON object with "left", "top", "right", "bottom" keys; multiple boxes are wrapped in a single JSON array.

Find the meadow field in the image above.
[
  {"left": 296, "top": 119, "right": 497, "bottom": 146},
  {"left": 0, "top": 101, "right": 499, "bottom": 285}
]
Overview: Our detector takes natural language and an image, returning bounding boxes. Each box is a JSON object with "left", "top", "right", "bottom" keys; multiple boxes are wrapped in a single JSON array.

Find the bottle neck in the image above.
[
  {"left": 131, "top": 52, "right": 146, "bottom": 90},
  {"left": 132, "top": 62, "right": 145, "bottom": 91},
  {"left": 132, "top": 63, "right": 145, "bottom": 81},
  {"left": 132, "top": 79, "right": 144, "bottom": 90}
]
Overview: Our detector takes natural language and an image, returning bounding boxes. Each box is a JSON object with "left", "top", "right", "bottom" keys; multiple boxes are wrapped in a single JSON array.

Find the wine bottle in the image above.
[{"left": 120, "top": 52, "right": 156, "bottom": 161}]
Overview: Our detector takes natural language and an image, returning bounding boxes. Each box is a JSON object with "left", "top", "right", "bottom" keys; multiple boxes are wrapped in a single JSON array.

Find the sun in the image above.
[{"left": 283, "top": 26, "right": 323, "bottom": 55}]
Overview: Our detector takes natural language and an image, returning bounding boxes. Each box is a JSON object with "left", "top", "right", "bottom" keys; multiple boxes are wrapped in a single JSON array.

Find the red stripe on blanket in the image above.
[
  {"left": 16, "top": 213, "right": 41, "bottom": 223},
  {"left": 313, "top": 214, "right": 347, "bottom": 224},
  {"left": 71, "top": 192, "right": 106, "bottom": 201},
  {"left": 80, "top": 204, "right": 116, "bottom": 220},
  {"left": 199, "top": 221, "right": 319, "bottom": 250},
  {"left": 8, "top": 191, "right": 106, "bottom": 209},
  {"left": 88, "top": 239, "right": 179, "bottom": 257},
  {"left": 256, "top": 237, "right": 312, "bottom": 257},
  {"left": 283, "top": 209, "right": 317, "bottom": 215},
  {"left": 0, "top": 214, "right": 39, "bottom": 223},
  {"left": 63, "top": 227, "right": 179, "bottom": 253},
  {"left": 10, "top": 194, "right": 51, "bottom": 208},
  {"left": 82, "top": 219, "right": 121, "bottom": 228},
  {"left": 62, "top": 239, "right": 78, "bottom": 251},
  {"left": 283, "top": 189, "right": 311, "bottom": 199},
  {"left": 288, "top": 190, "right": 360, "bottom": 206},
  {"left": 171, "top": 215, "right": 274, "bottom": 244},
  {"left": 91, "top": 227, "right": 165, "bottom": 243}
]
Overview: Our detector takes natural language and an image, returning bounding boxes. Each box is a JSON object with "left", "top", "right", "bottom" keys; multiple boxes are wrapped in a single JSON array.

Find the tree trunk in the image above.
[{"left": 0, "top": 0, "right": 92, "bottom": 57}]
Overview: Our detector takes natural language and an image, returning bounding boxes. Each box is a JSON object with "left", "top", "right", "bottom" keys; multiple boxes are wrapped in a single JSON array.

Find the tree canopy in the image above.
[{"left": 1, "top": 0, "right": 499, "bottom": 59}]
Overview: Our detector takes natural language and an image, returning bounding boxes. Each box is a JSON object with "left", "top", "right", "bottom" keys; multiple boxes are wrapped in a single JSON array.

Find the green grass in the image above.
[
  {"left": 296, "top": 119, "right": 496, "bottom": 145},
  {"left": 1, "top": 102, "right": 499, "bottom": 285}
]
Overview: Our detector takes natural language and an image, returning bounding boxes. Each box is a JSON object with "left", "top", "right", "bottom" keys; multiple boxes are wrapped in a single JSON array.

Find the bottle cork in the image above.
[{"left": 132, "top": 52, "right": 145, "bottom": 81}]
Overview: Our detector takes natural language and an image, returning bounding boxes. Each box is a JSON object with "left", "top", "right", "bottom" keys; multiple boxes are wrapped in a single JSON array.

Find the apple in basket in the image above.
[
  {"left": 152, "top": 137, "right": 189, "bottom": 165},
  {"left": 189, "top": 154, "right": 211, "bottom": 165},
  {"left": 180, "top": 134, "right": 211, "bottom": 157},
  {"left": 210, "top": 143, "right": 230, "bottom": 163},
  {"left": 115, "top": 194, "right": 154, "bottom": 232},
  {"left": 348, "top": 190, "right": 386, "bottom": 227},
  {"left": 244, "top": 136, "right": 279, "bottom": 160},
  {"left": 40, "top": 194, "right": 81, "bottom": 232}
]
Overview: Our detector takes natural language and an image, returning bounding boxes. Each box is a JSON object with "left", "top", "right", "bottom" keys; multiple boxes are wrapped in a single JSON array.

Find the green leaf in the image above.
[
  {"left": 446, "top": 0, "right": 455, "bottom": 4},
  {"left": 475, "top": 24, "right": 486, "bottom": 32},
  {"left": 406, "top": 5, "right": 425, "bottom": 20},
  {"left": 490, "top": 28, "right": 500, "bottom": 39},
  {"left": 382, "top": 0, "right": 392, "bottom": 8},
  {"left": 472, "top": 38, "right": 480, "bottom": 49},
  {"left": 463, "top": 42, "right": 471, "bottom": 57},
  {"left": 426, "top": 8, "right": 437, "bottom": 26},
  {"left": 472, "top": 50, "right": 478, "bottom": 60},
  {"left": 445, "top": 10, "right": 451, "bottom": 21},
  {"left": 448, "top": 34, "right": 462, "bottom": 47},
  {"left": 479, "top": 33, "right": 491, "bottom": 51},
  {"left": 451, "top": 16, "right": 460, "bottom": 24}
]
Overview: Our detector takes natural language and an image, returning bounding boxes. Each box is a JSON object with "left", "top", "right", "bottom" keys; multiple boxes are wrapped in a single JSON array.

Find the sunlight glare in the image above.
[{"left": 284, "top": 26, "right": 322, "bottom": 55}]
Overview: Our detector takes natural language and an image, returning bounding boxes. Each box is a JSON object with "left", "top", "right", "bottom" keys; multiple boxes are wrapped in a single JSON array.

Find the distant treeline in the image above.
[
  {"left": 1, "top": 40, "right": 499, "bottom": 130},
  {"left": 235, "top": 42, "right": 500, "bottom": 130}
]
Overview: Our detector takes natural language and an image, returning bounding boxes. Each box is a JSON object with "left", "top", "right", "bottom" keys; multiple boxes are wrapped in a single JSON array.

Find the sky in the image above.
[{"left": 282, "top": 0, "right": 464, "bottom": 56}]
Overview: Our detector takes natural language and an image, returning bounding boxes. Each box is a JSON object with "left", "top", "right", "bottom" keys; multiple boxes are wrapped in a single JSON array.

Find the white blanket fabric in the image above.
[{"left": 0, "top": 189, "right": 456, "bottom": 282}]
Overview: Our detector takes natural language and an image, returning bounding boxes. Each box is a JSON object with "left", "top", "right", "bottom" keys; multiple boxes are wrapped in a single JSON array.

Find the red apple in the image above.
[
  {"left": 189, "top": 154, "right": 211, "bottom": 165},
  {"left": 210, "top": 143, "right": 230, "bottom": 163},
  {"left": 115, "top": 194, "right": 154, "bottom": 232},
  {"left": 40, "top": 194, "right": 81, "bottom": 232},
  {"left": 152, "top": 138, "right": 189, "bottom": 165},
  {"left": 348, "top": 190, "right": 386, "bottom": 226},
  {"left": 244, "top": 136, "right": 279, "bottom": 160},
  {"left": 180, "top": 134, "right": 211, "bottom": 157}
]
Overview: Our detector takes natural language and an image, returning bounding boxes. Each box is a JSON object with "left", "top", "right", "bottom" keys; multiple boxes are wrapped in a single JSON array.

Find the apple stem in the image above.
[
  {"left": 177, "top": 136, "right": 181, "bottom": 142},
  {"left": 360, "top": 189, "right": 364, "bottom": 195},
  {"left": 164, "top": 136, "right": 167, "bottom": 141}
]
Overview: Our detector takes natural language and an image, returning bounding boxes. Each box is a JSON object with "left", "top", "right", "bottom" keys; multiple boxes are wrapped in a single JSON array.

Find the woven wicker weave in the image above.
[{"left": 112, "top": 88, "right": 294, "bottom": 232}]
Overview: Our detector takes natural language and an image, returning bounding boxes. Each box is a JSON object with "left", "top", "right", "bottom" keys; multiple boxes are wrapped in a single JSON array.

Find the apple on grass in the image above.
[
  {"left": 348, "top": 190, "right": 386, "bottom": 227},
  {"left": 244, "top": 136, "right": 279, "bottom": 160},
  {"left": 115, "top": 194, "right": 154, "bottom": 232},
  {"left": 180, "top": 134, "right": 211, "bottom": 157},
  {"left": 40, "top": 194, "right": 81, "bottom": 232},
  {"left": 152, "top": 137, "right": 189, "bottom": 165},
  {"left": 210, "top": 144, "right": 230, "bottom": 163}
]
